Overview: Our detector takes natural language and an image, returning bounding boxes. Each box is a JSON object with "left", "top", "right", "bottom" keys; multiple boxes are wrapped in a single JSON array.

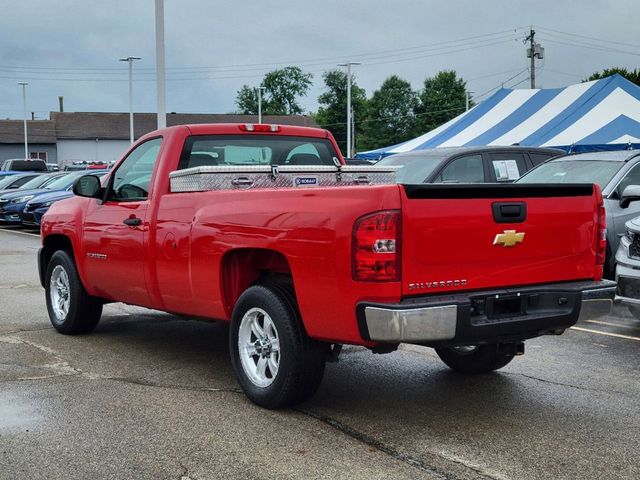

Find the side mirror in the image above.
[
  {"left": 619, "top": 185, "right": 640, "bottom": 208},
  {"left": 73, "top": 175, "right": 102, "bottom": 199}
]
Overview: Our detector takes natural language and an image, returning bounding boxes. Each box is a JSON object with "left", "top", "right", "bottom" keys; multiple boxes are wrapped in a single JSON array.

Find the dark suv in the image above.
[
  {"left": 376, "top": 146, "right": 562, "bottom": 184},
  {"left": 1, "top": 159, "right": 48, "bottom": 172}
]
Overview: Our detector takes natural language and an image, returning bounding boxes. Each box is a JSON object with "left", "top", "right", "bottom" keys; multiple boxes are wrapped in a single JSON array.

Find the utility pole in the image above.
[
  {"left": 120, "top": 56, "right": 141, "bottom": 144},
  {"left": 338, "top": 62, "right": 361, "bottom": 158},
  {"left": 465, "top": 91, "right": 474, "bottom": 111},
  {"left": 18, "top": 82, "right": 28, "bottom": 158},
  {"left": 525, "top": 27, "right": 544, "bottom": 89},
  {"left": 155, "top": 0, "right": 166, "bottom": 129},
  {"left": 257, "top": 86, "right": 266, "bottom": 124}
]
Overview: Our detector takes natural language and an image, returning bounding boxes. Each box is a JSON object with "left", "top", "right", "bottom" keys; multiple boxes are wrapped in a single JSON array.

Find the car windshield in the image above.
[
  {"left": 19, "top": 174, "right": 61, "bottom": 189},
  {"left": 44, "top": 172, "right": 85, "bottom": 190},
  {"left": 517, "top": 160, "right": 621, "bottom": 189},
  {"left": 0, "top": 175, "right": 22, "bottom": 188},
  {"left": 377, "top": 153, "right": 449, "bottom": 183}
]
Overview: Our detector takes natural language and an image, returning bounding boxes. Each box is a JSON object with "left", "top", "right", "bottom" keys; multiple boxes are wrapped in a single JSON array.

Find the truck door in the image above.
[{"left": 81, "top": 137, "right": 162, "bottom": 306}]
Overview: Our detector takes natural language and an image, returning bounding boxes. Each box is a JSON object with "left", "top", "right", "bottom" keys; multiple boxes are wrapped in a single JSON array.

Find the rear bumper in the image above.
[{"left": 357, "top": 280, "right": 616, "bottom": 346}]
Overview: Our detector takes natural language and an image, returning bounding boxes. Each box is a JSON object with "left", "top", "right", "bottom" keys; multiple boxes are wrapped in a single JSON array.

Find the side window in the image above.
[
  {"left": 436, "top": 155, "right": 484, "bottom": 183},
  {"left": 109, "top": 138, "right": 162, "bottom": 201},
  {"left": 529, "top": 152, "right": 554, "bottom": 167},
  {"left": 488, "top": 152, "right": 526, "bottom": 182},
  {"left": 615, "top": 163, "right": 640, "bottom": 198}
]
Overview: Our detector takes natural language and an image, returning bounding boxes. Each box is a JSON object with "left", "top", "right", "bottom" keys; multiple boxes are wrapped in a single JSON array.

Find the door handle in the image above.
[{"left": 123, "top": 217, "right": 142, "bottom": 227}]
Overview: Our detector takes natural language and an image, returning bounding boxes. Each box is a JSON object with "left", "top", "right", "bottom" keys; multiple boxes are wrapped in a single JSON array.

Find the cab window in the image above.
[{"left": 108, "top": 138, "right": 162, "bottom": 201}]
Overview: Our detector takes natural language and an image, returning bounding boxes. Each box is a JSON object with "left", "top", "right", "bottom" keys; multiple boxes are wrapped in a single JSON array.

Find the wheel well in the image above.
[
  {"left": 39, "top": 234, "right": 74, "bottom": 287},
  {"left": 221, "top": 248, "right": 293, "bottom": 316}
]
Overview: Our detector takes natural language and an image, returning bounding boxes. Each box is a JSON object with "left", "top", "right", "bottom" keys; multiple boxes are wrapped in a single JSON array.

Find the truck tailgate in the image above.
[{"left": 400, "top": 184, "right": 600, "bottom": 296}]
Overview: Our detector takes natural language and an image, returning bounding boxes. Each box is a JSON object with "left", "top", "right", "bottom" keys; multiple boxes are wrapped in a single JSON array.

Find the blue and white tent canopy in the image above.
[{"left": 356, "top": 74, "right": 640, "bottom": 160}]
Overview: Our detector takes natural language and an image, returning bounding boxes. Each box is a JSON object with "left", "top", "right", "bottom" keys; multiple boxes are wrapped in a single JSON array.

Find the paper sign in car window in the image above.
[{"left": 492, "top": 160, "right": 520, "bottom": 181}]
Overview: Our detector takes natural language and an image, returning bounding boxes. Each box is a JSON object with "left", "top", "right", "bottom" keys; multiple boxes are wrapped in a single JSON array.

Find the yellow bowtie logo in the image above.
[{"left": 493, "top": 230, "right": 525, "bottom": 247}]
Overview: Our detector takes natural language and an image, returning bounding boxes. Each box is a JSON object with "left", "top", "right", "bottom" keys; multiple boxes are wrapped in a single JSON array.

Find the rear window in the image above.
[
  {"left": 4, "top": 160, "right": 48, "bottom": 171},
  {"left": 517, "top": 160, "right": 621, "bottom": 189},
  {"left": 178, "top": 135, "right": 339, "bottom": 170}
]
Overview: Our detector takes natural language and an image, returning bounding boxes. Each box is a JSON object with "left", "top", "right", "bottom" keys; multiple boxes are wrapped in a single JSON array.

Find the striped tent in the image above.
[{"left": 356, "top": 74, "right": 640, "bottom": 160}]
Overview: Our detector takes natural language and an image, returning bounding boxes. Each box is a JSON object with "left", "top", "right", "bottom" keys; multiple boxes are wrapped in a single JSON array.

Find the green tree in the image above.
[
  {"left": 584, "top": 67, "right": 640, "bottom": 86},
  {"left": 415, "top": 70, "right": 469, "bottom": 134},
  {"left": 315, "top": 70, "right": 367, "bottom": 155},
  {"left": 236, "top": 66, "right": 313, "bottom": 116},
  {"left": 359, "top": 75, "right": 418, "bottom": 151}
]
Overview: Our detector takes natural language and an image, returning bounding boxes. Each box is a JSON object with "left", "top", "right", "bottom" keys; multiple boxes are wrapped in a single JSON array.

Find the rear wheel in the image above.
[
  {"left": 435, "top": 344, "right": 514, "bottom": 374},
  {"left": 229, "top": 283, "right": 327, "bottom": 409},
  {"left": 45, "top": 250, "right": 102, "bottom": 334}
]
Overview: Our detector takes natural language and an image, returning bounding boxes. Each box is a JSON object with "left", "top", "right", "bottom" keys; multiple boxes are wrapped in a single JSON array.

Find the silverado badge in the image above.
[{"left": 493, "top": 230, "right": 525, "bottom": 247}]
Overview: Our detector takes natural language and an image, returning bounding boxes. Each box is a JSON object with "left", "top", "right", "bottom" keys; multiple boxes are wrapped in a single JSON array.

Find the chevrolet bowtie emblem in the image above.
[{"left": 493, "top": 230, "right": 525, "bottom": 247}]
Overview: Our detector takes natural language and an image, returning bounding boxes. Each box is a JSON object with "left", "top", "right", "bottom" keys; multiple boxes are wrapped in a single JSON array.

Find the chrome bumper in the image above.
[{"left": 360, "top": 280, "right": 616, "bottom": 343}]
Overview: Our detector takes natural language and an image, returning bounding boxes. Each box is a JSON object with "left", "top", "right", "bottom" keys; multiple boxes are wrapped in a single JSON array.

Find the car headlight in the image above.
[
  {"left": 39, "top": 201, "right": 53, "bottom": 208},
  {"left": 11, "top": 195, "right": 34, "bottom": 204}
]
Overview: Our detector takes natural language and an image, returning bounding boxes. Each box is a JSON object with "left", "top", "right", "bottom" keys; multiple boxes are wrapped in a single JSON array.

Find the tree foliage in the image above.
[
  {"left": 235, "top": 66, "right": 313, "bottom": 116},
  {"left": 314, "top": 70, "right": 367, "bottom": 155},
  {"left": 358, "top": 75, "right": 418, "bottom": 151},
  {"left": 415, "top": 70, "right": 470, "bottom": 134},
  {"left": 584, "top": 67, "right": 640, "bottom": 86}
]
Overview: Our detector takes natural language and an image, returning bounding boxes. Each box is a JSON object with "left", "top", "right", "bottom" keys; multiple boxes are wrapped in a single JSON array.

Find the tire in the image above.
[
  {"left": 229, "top": 283, "right": 327, "bottom": 409},
  {"left": 628, "top": 306, "right": 640, "bottom": 320},
  {"left": 45, "top": 250, "right": 103, "bottom": 334},
  {"left": 435, "top": 344, "right": 515, "bottom": 374}
]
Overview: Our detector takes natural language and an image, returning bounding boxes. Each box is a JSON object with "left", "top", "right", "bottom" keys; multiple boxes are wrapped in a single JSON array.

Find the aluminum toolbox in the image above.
[{"left": 169, "top": 165, "right": 398, "bottom": 193}]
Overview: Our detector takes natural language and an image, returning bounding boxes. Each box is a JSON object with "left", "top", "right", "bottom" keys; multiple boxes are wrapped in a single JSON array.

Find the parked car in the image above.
[
  {"left": 517, "top": 149, "right": 640, "bottom": 278},
  {"left": 0, "top": 158, "right": 48, "bottom": 172},
  {"left": 0, "top": 171, "right": 96, "bottom": 224},
  {"left": 0, "top": 172, "right": 67, "bottom": 196},
  {"left": 0, "top": 173, "right": 40, "bottom": 191},
  {"left": 46, "top": 163, "right": 60, "bottom": 172},
  {"left": 21, "top": 172, "right": 109, "bottom": 227},
  {"left": 62, "top": 160, "right": 108, "bottom": 171},
  {"left": 615, "top": 215, "right": 640, "bottom": 319},
  {"left": 39, "top": 123, "right": 614, "bottom": 409},
  {"left": 375, "top": 146, "right": 562, "bottom": 183}
]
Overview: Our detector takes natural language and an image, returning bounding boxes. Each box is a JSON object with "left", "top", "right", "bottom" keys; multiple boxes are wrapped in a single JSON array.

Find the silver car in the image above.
[
  {"left": 615, "top": 216, "right": 640, "bottom": 319},
  {"left": 518, "top": 149, "right": 640, "bottom": 279}
]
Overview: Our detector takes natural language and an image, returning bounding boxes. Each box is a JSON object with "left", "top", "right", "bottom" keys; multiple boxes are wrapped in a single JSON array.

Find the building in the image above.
[{"left": 0, "top": 112, "right": 318, "bottom": 165}]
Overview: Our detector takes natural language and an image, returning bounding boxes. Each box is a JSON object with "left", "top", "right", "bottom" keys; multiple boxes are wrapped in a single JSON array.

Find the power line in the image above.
[{"left": 534, "top": 26, "right": 640, "bottom": 49}]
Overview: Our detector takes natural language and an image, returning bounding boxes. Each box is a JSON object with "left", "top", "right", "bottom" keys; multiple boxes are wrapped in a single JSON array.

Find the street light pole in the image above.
[
  {"left": 18, "top": 82, "right": 28, "bottom": 158},
  {"left": 338, "top": 62, "right": 361, "bottom": 158},
  {"left": 155, "top": 0, "right": 166, "bottom": 129},
  {"left": 257, "top": 86, "right": 266, "bottom": 124},
  {"left": 120, "top": 56, "right": 141, "bottom": 144}
]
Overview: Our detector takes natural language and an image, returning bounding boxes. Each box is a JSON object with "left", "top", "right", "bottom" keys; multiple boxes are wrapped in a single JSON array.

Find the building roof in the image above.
[
  {"left": 50, "top": 112, "right": 319, "bottom": 140},
  {"left": 0, "top": 120, "right": 56, "bottom": 144}
]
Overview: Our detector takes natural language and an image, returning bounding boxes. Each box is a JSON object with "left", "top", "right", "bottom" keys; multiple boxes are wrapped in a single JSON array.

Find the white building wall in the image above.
[{"left": 57, "top": 139, "right": 130, "bottom": 164}]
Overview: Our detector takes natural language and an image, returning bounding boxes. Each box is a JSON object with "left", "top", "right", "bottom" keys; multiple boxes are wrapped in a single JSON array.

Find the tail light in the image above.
[
  {"left": 594, "top": 184, "right": 606, "bottom": 279},
  {"left": 352, "top": 210, "right": 401, "bottom": 282}
]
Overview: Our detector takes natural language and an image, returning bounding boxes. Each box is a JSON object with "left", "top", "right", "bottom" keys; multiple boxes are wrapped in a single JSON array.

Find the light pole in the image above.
[
  {"left": 257, "top": 86, "right": 266, "bottom": 124},
  {"left": 155, "top": 0, "right": 166, "bottom": 129},
  {"left": 120, "top": 56, "right": 141, "bottom": 144},
  {"left": 338, "top": 62, "right": 361, "bottom": 158},
  {"left": 18, "top": 82, "right": 28, "bottom": 158}
]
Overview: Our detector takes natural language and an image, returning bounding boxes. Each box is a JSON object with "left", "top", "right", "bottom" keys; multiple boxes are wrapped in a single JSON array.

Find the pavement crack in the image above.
[
  {"left": 295, "top": 408, "right": 501, "bottom": 480},
  {"left": 504, "top": 371, "right": 626, "bottom": 395},
  {"left": 105, "top": 376, "right": 243, "bottom": 395}
]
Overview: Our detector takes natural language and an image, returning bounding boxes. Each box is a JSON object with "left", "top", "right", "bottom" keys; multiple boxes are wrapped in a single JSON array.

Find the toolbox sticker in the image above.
[{"left": 293, "top": 176, "right": 319, "bottom": 187}]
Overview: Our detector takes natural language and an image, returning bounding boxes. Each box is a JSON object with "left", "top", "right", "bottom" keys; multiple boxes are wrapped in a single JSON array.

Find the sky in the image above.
[{"left": 0, "top": 0, "right": 638, "bottom": 121}]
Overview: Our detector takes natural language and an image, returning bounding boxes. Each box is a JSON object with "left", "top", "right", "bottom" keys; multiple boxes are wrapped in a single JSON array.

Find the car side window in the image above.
[
  {"left": 488, "top": 152, "right": 526, "bottom": 181},
  {"left": 435, "top": 154, "right": 484, "bottom": 183},
  {"left": 108, "top": 138, "right": 162, "bottom": 201},
  {"left": 529, "top": 153, "right": 554, "bottom": 167},
  {"left": 615, "top": 163, "right": 640, "bottom": 198}
]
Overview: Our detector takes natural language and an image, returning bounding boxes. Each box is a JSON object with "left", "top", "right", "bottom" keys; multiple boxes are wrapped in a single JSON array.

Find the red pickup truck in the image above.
[{"left": 39, "top": 123, "right": 615, "bottom": 408}]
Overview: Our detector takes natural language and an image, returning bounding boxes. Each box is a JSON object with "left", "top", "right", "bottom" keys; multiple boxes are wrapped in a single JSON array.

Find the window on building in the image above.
[{"left": 29, "top": 152, "right": 48, "bottom": 161}]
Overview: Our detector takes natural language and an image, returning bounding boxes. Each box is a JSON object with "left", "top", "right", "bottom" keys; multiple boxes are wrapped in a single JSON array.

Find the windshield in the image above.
[
  {"left": 44, "top": 172, "right": 86, "bottom": 190},
  {"left": 0, "top": 175, "right": 22, "bottom": 188},
  {"left": 517, "top": 160, "right": 621, "bottom": 190},
  {"left": 19, "top": 173, "right": 61, "bottom": 189},
  {"left": 377, "top": 153, "right": 447, "bottom": 183}
]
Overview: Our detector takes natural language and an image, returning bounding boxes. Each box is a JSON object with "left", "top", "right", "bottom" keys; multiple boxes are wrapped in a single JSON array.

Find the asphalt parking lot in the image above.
[{"left": 1, "top": 226, "right": 639, "bottom": 480}]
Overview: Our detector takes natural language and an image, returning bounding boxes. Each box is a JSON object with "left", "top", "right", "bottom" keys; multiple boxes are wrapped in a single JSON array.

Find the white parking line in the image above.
[
  {"left": 0, "top": 228, "right": 40, "bottom": 238},
  {"left": 570, "top": 326, "right": 640, "bottom": 342},
  {"left": 586, "top": 319, "right": 640, "bottom": 330}
]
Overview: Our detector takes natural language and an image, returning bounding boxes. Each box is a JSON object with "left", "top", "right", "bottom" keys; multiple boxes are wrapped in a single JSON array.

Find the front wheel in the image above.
[
  {"left": 45, "top": 250, "right": 103, "bottom": 334},
  {"left": 435, "top": 344, "right": 515, "bottom": 374},
  {"left": 229, "top": 284, "right": 327, "bottom": 409}
]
